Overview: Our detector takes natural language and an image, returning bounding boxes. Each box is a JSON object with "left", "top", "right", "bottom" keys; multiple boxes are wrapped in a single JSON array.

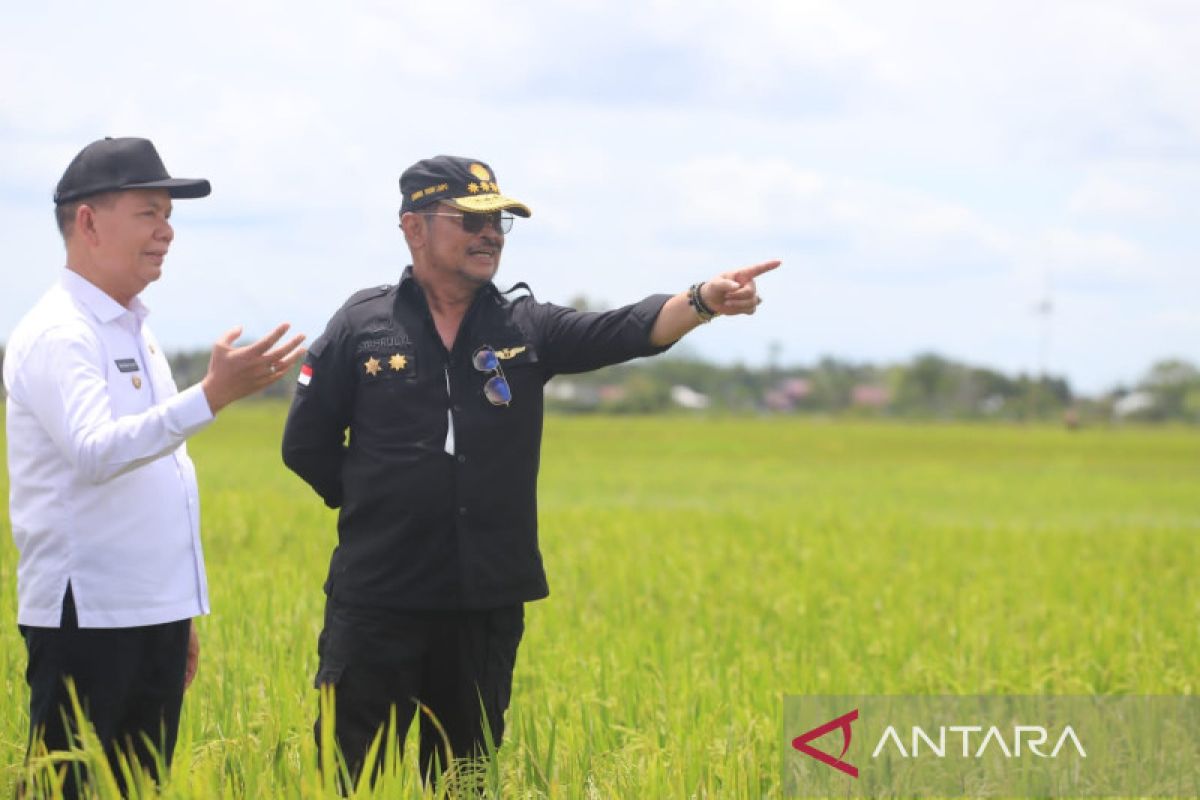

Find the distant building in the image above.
[
  {"left": 764, "top": 377, "right": 812, "bottom": 411},
  {"left": 1113, "top": 391, "right": 1155, "bottom": 418},
  {"left": 670, "top": 385, "right": 710, "bottom": 410},
  {"left": 544, "top": 379, "right": 602, "bottom": 408},
  {"left": 597, "top": 384, "right": 627, "bottom": 404},
  {"left": 980, "top": 395, "right": 1005, "bottom": 415},
  {"left": 851, "top": 384, "right": 890, "bottom": 409},
  {"left": 764, "top": 390, "right": 792, "bottom": 412},
  {"left": 781, "top": 378, "right": 812, "bottom": 400}
]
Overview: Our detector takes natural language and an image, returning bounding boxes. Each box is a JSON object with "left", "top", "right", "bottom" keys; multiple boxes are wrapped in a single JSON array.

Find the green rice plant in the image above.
[{"left": 1, "top": 406, "right": 1197, "bottom": 797}]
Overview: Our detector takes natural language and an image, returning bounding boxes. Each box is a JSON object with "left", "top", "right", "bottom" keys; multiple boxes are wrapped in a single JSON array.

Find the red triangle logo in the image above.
[{"left": 791, "top": 708, "right": 859, "bottom": 778}]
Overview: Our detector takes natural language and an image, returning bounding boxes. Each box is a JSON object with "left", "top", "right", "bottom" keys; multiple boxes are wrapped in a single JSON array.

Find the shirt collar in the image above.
[{"left": 60, "top": 268, "right": 150, "bottom": 326}]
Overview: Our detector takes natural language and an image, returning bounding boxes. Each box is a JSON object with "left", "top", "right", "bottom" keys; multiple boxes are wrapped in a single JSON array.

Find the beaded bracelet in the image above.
[{"left": 688, "top": 282, "right": 718, "bottom": 323}]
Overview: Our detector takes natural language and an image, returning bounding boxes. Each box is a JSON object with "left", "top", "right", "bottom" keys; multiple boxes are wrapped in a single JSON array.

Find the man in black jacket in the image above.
[{"left": 281, "top": 154, "right": 777, "bottom": 783}]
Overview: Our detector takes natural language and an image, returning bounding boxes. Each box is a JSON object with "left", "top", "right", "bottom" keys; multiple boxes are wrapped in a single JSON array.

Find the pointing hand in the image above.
[{"left": 700, "top": 260, "right": 781, "bottom": 316}]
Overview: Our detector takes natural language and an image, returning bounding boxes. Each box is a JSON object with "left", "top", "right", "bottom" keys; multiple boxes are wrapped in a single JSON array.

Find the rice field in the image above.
[{"left": 1, "top": 405, "right": 1197, "bottom": 797}]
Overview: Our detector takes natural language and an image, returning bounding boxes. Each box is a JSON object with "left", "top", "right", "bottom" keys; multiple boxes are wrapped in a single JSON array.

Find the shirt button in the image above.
[
  {"left": 453, "top": 404, "right": 462, "bottom": 412},
  {"left": 456, "top": 454, "right": 466, "bottom": 463},
  {"left": 458, "top": 506, "right": 468, "bottom": 516}
]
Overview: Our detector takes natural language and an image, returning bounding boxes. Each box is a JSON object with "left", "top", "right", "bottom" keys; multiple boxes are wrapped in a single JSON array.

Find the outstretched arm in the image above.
[
  {"left": 12, "top": 322, "right": 304, "bottom": 486},
  {"left": 649, "top": 260, "right": 781, "bottom": 346}
]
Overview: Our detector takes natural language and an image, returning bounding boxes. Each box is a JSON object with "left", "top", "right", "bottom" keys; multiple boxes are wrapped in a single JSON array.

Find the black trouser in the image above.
[
  {"left": 313, "top": 600, "right": 525, "bottom": 786},
  {"left": 19, "top": 585, "right": 190, "bottom": 799}
]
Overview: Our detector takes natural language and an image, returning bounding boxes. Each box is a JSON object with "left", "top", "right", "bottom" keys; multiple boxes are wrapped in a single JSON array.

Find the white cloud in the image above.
[
  {"left": 1041, "top": 228, "right": 1147, "bottom": 281},
  {"left": 2, "top": 0, "right": 1199, "bottom": 393},
  {"left": 1148, "top": 309, "right": 1200, "bottom": 334},
  {"left": 1068, "top": 176, "right": 1164, "bottom": 219},
  {"left": 668, "top": 156, "right": 1010, "bottom": 278}
]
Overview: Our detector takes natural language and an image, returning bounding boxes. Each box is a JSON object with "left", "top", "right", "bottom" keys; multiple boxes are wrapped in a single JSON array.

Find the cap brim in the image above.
[
  {"left": 446, "top": 193, "right": 531, "bottom": 217},
  {"left": 123, "top": 177, "right": 212, "bottom": 199}
]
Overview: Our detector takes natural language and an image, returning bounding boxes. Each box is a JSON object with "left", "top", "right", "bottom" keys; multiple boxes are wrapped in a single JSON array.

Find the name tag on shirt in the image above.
[{"left": 114, "top": 358, "right": 141, "bottom": 373}]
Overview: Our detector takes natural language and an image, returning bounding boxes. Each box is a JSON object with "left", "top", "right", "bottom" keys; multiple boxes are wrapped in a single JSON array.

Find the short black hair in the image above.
[{"left": 55, "top": 192, "right": 117, "bottom": 241}]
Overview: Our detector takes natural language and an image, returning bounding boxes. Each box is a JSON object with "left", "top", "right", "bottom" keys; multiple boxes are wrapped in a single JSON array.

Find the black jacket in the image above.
[{"left": 282, "top": 267, "right": 671, "bottom": 609}]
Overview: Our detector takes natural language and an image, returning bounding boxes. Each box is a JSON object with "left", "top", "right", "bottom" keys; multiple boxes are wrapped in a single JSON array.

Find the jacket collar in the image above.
[{"left": 397, "top": 264, "right": 502, "bottom": 307}]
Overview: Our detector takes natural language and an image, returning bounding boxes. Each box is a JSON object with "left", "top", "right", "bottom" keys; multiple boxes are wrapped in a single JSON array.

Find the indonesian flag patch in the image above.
[{"left": 298, "top": 364, "right": 313, "bottom": 386}]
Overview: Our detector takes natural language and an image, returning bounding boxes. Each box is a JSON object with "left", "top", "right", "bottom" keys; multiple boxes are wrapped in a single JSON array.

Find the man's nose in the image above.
[{"left": 158, "top": 220, "right": 174, "bottom": 243}]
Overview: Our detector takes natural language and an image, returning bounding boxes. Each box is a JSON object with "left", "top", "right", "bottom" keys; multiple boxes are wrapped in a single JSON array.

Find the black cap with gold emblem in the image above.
[{"left": 400, "top": 155, "right": 531, "bottom": 217}]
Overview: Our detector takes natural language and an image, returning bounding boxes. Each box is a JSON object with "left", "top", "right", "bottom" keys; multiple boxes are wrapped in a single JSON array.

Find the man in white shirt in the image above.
[{"left": 3, "top": 136, "right": 305, "bottom": 796}]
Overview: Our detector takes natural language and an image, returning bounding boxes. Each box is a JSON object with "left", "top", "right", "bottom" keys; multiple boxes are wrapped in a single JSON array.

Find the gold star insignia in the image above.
[
  {"left": 364, "top": 357, "right": 381, "bottom": 376},
  {"left": 389, "top": 353, "right": 407, "bottom": 371},
  {"left": 489, "top": 182, "right": 500, "bottom": 193},
  {"left": 467, "top": 182, "right": 479, "bottom": 194}
]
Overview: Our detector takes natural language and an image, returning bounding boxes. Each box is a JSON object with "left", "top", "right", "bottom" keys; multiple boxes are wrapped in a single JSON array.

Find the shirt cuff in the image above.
[{"left": 167, "top": 383, "right": 216, "bottom": 438}]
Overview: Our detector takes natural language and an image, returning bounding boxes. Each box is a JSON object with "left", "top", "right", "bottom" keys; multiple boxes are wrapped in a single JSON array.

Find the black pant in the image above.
[
  {"left": 313, "top": 600, "right": 525, "bottom": 786},
  {"left": 19, "top": 585, "right": 190, "bottom": 799}
]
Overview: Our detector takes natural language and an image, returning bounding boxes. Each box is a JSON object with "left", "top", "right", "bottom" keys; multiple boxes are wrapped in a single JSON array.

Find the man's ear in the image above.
[
  {"left": 400, "top": 211, "right": 426, "bottom": 249},
  {"left": 75, "top": 203, "right": 102, "bottom": 246}
]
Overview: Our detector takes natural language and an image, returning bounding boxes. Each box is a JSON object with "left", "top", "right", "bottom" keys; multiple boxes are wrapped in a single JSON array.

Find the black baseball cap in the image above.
[
  {"left": 400, "top": 155, "right": 531, "bottom": 217},
  {"left": 54, "top": 137, "right": 211, "bottom": 205}
]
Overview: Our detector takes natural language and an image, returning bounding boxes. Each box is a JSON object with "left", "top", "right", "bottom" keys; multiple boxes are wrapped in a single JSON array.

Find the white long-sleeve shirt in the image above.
[{"left": 4, "top": 269, "right": 213, "bottom": 628}]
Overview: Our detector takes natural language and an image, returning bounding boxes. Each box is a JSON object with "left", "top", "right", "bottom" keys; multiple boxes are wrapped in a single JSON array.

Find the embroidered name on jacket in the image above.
[{"left": 356, "top": 335, "right": 412, "bottom": 353}]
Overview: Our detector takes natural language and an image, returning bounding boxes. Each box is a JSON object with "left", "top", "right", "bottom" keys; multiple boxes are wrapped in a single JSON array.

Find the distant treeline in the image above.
[
  {"left": 541, "top": 352, "right": 1200, "bottom": 424},
  {"left": 1, "top": 345, "right": 1196, "bottom": 423}
]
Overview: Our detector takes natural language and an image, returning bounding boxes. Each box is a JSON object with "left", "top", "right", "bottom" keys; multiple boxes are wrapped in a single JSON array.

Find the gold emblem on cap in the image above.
[
  {"left": 389, "top": 353, "right": 407, "bottom": 372},
  {"left": 132, "top": 375, "right": 143, "bottom": 389},
  {"left": 469, "top": 163, "right": 491, "bottom": 182},
  {"left": 364, "top": 357, "right": 381, "bottom": 376}
]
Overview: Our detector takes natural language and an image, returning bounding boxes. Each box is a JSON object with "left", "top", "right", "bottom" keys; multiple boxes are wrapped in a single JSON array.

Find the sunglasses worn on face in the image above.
[
  {"left": 472, "top": 346, "right": 512, "bottom": 406},
  {"left": 423, "top": 209, "right": 514, "bottom": 235}
]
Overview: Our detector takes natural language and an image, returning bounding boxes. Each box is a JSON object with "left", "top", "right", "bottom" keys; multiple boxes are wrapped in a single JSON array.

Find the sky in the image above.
[{"left": 2, "top": 0, "right": 1197, "bottom": 395}]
